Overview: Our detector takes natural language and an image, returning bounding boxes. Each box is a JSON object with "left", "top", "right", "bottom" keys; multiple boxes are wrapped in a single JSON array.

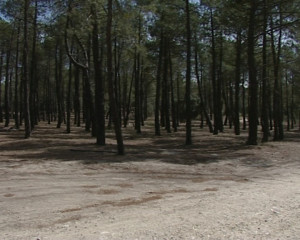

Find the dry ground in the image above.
[{"left": 0, "top": 121, "right": 300, "bottom": 240}]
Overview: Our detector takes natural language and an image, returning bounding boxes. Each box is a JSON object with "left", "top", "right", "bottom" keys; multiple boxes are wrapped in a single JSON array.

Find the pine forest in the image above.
[{"left": 0, "top": 1, "right": 300, "bottom": 239}]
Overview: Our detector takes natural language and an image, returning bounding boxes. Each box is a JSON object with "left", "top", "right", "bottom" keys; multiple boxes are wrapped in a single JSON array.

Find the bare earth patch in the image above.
[{"left": 0, "top": 122, "right": 299, "bottom": 240}]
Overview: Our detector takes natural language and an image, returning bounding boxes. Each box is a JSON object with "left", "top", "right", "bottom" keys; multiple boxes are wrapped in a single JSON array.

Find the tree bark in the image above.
[
  {"left": 0, "top": 50, "right": 3, "bottom": 122},
  {"left": 66, "top": 59, "right": 72, "bottom": 133},
  {"left": 30, "top": 0, "right": 38, "bottom": 129},
  {"left": 261, "top": 0, "right": 269, "bottom": 142},
  {"left": 155, "top": 31, "right": 163, "bottom": 136},
  {"left": 270, "top": 4, "right": 284, "bottom": 141},
  {"left": 23, "top": 0, "right": 31, "bottom": 138},
  {"left": 14, "top": 22, "right": 21, "bottom": 129},
  {"left": 185, "top": 0, "right": 192, "bottom": 145},
  {"left": 247, "top": 0, "right": 258, "bottom": 145},
  {"left": 234, "top": 29, "right": 242, "bottom": 135},
  {"left": 4, "top": 48, "right": 11, "bottom": 127},
  {"left": 194, "top": 40, "right": 213, "bottom": 133},
  {"left": 107, "top": 0, "right": 124, "bottom": 155},
  {"left": 92, "top": 4, "right": 105, "bottom": 145}
]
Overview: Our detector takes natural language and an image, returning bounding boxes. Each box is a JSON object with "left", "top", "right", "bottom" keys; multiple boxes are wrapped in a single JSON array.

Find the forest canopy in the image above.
[{"left": 0, "top": 0, "right": 299, "bottom": 154}]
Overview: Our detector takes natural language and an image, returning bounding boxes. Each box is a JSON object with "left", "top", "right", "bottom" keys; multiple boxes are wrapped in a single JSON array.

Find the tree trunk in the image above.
[
  {"left": 270, "top": 4, "right": 284, "bottom": 141},
  {"left": 92, "top": 4, "right": 105, "bottom": 145},
  {"left": 66, "top": 59, "right": 72, "bottom": 133},
  {"left": 234, "top": 29, "right": 241, "bottom": 135},
  {"left": 242, "top": 74, "right": 246, "bottom": 130},
  {"left": 124, "top": 67, "right": 134, "bottom": 127},
  {"left": 4, "top": 48, "right": 11, "bottom": 127},
  {"left": 247, "top": 0, "right": 258, "bottom": 145},
  {"left": 210, "top": 9, "right": 221, "bottom": 135},
  {"left": 169, "top": 52, "right": 177, "bottom": 132},
  {"left": 162, "top": 38, "right": 171, "bottom": 133},
  {"left": 107, "top": 0, "right": 124, "bottom": 155},
  {"left": 261, "top": 0, "right": 269, "bottom": 142},
  {"left": 14, "top": 22, "right": 21, "bottom": 129},
  {"left": 185, "top": 0, "right": 192, "bottom": 145},
  {"left": 23, "top": 0, "right": 31, "bottom": 138},
  {"left": 194, "top": 40, "right": 213, "bottom": 133},
  {"left": 290, "top": 76, "right": 294, "bottom": 129},
  {"left": 285, "top": 71, "right": 290, "bottom": 131},
  {"left": 155, "top": 31, "right": 163, "bottom": 136},
  {"left": 135, "top": 50, "right": 141, "bottom": 133},
  {"left": 30, "top": 0, "right": 38, "bottom": 129},
  {"left": 0, "top": 50, "right": 3, "bottom": 122},
  {"left": 74, "top": 63, "right": 80, "bottom": 126},
  {"left": 55, "top": 42, "right": 63, "bottom": 129}
]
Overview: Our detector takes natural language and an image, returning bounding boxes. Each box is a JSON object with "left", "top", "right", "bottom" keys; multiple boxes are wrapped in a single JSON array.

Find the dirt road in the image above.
[{"left": 1, "top": 123, "right": 299, "bottom": 240}]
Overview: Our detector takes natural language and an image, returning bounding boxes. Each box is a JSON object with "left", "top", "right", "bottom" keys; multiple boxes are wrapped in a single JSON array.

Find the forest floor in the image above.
[{"left": 0, "top": 120, "right": 300, "bottom": 240}]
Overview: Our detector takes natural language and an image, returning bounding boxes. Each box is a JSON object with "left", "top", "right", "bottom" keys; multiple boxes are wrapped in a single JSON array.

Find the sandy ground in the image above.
[{"left": 0, "top": 122, "right": 300, "bottom": 240}]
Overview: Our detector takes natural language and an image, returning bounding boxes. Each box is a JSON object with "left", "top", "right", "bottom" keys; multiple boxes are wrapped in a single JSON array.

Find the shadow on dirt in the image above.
[{"left": 1, "top": 123, "right": 299, "bottom": 167}]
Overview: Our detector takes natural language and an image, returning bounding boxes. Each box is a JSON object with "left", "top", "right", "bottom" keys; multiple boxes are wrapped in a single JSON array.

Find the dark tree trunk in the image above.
[
  {"left": 185, "top": 0, "right": 192, "bottom": 145},
  {"left": 162, "top": 38, "right": 171, "bottom": 133},
  {"left": 234, "top": 29, "right": 242, "bottom": 135},
  {"left": 65, "top": 3, "right": 94, "bottom": 133},
  {"left": 74, "top": 64, "right": 80, "bottom": 126},
  {"left": 210, "top": 9, "right": 221, "bottom": 135},
  {"left": 285, "top": 71, "right": 290, "bottom": 131},
  {"left": 135, "top": 50, "right": 141, "bottom": 133},
  {"left": 134, "top": 15, "right": 142, "bottom": 133},
  {"left": 194, "top": 40, "right": 213, "bottom": 133},
  {"left": 30, "top": 0, "right": 38, "bottom": 129},
  {"left": 23, "top": 0, "right": 31, "bottom": 138},
  {"left": 290, "top": 77, "right": 294, "bottom": 129},
  {"left": 270, "top": 5, "right": 284, "bottom": 141},
  {"left": 216, "top": 32, "right": 224, "bottom": 132},
  {"left": 46, "top": 56, "right": 51, "bottom": 124},
  {"left": 92, "top": 4, "right": 106, "bottom": 145},
  {"left": 261, "top": 0, "right": 269, "bottom": 142},
  {"left": 66, "top": 59, "right": 72, "bottom": 133},
  {"left": 14, "top": 22, "right": 21, "bottom": 129},
  {"left": 155, "top": 31, "right": 163, "bottom": 136},
  {"left": 107, "top": 0, "right": 124, "bottom": 155},
  {"left": 169, "top": 52, "right": 177, "bottom": 132},
  {"left": 176, "top": 73, "right": 180, "bottom": 126},
  {"left": 124, "top": 67, "right": 134, "bottom": 127},
  {"left": 0, "top": 50, "right": 3, "bottom": 122},
  {"left": 55, "top": 42, "right": 63, "bottom": 129},
  {"left": 229, "top": 81, "right": 234, "bottom": 129},
  {"left": 140, "top": 60, "right": 145, "bottom": 126},
  {"left": 247, "top": 1, "right": 258, "bottom": 145},
  {"left": 122, "top": 70, "right": 128, "bottom": 127},
  {"left": 5, "top": 48, "right": 11, "bottom": 127},
  {"left": 242, "top": 74, "right": 246, "bottom": 130}
]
